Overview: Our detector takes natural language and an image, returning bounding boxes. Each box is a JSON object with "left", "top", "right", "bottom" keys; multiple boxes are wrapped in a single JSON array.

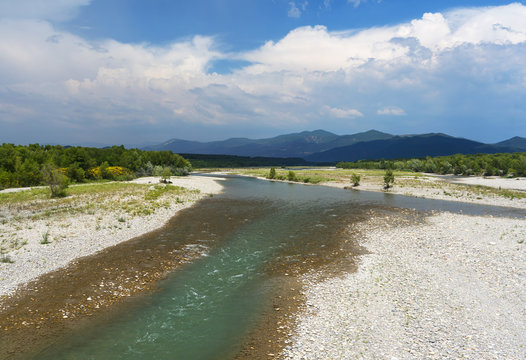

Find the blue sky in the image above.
[{"left": 1, "top": 0, "right": 525, "bottom": 146}]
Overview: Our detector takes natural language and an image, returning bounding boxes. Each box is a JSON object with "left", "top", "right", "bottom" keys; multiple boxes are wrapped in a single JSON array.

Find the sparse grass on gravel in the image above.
[
  {"left": 227, "top": 167, "right": 525, "bottom": 202},
  {"left": 0, "top": 183, "right": 199, "bottom": 252}
]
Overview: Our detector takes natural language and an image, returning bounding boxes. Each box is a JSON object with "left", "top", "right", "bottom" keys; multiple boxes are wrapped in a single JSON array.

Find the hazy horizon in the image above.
[{"left": 1, "top": 0, "right": 526, "bottom": 145}]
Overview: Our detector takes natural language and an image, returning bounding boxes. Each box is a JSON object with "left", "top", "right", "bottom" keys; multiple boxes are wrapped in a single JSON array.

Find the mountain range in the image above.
[{"left": 143, "top": 130, "right": 526, "bottom": 163}]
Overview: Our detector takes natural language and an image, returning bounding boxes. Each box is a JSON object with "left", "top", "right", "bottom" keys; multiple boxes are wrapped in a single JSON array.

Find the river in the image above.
[{"left": 9, "top": 176, "right": 524, "bottom": 359}]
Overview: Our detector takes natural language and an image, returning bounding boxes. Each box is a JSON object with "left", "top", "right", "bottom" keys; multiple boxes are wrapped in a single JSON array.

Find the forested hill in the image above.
[
  {"left": 0, "top": 144, "right": 190, "bottom": 189},
  {"left": 144, "top": 129, "right": 393, "bottom": 158},
  {"left": 495, "top": 136, "right": 526, "bottom": 151},
  {"left": 305, "top": 134, "right": 520, "bottom": 162},
  {"left": 145, "top": 130, "right": 523, "bottom": 162}
]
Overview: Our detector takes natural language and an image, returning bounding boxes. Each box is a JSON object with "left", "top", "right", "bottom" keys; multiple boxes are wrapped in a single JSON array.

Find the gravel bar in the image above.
[{"left": 282, "top": 211, "right": 526, "bottom": 359}]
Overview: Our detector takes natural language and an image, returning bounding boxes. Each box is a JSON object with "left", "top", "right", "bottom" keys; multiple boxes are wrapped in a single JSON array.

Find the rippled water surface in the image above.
[{"left": 34, "top": 176, "right": 524, "bottom": 359}]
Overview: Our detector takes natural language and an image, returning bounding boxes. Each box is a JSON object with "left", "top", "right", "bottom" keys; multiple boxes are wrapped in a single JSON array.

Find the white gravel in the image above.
[
  {"left": 446, "top": 176, "right": 526, "bottom": 192},
  {"left": 281, "top": 211, "right": 526, "bottom": 359},
  {"left": 0, "top": 176, "right": 224, "bottom": 297},
  {"left": 325, "top": 175, "right": 526, "bottom": 210}
]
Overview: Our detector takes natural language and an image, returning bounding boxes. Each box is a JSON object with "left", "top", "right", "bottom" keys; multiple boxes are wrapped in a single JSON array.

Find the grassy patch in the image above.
[
  {"left": 40, "top": 231, "right": 51, "bottom": 244},
  {"left": 230, "top": 167, "right": 420, "bottom": 184},
  {"left": 1, "top": 254, "right": 14, "bottom": 263},
  {"left": 144, "top": 185, "right": 191, "bottom": 201},
  {"left": 1, "top": 182, "right": 199, "bottom": 225}
]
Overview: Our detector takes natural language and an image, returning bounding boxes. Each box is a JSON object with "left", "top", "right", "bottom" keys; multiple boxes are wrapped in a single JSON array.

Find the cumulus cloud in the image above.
[
  {"left": 1, "top": 3, "right": 526, "bottom": 143},
  {"left": 324, "top": 106, "right": 363, "bottom": 118},
  {"left": 242, "top": 3, "right": 526, "bottom": 74},
  {"left": 377, "top": 107, "right": 407, "bottom": 116}
]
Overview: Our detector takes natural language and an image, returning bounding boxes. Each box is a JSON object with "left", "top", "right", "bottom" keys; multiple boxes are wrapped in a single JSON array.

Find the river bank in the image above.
[
  {"left": 281, "top": 210, "right": 526, "bottom": 359},
  {"left": 221, "top": 169, "right": 526, "bottom": 210},
  {"left": 216, "top": 169, "right": 526, "bottom": 359},
  {"left": 1, "top": 172, "right": 524, "bottom": 359},
  {"left": 0, "top": 176, "right": 224, "bottom": 297}
]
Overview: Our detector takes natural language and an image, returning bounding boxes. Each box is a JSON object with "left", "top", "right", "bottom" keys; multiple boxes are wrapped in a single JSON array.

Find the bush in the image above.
[
  {"left": 268, "top": 167, "right": 276, "bottom": 179},
  {"left": 287, "top": 170, "right": 297, "bottom": 181},
  {"left": 66, "top": 163, "right": 85, "bottom": 183},
  {"left": 41, "top": 164, "right": 69, "bottom": 198},
  {"left": 153, "top": 165, "right": 164, "bottom": 177},
  {"left": 171, "top": 166, "right": 190, "bottom": 176},
  {"left": 351, "top": 173, "right": 361, "bottom": 187},
  {"left": 161, "top": 167, "right": 172, "bottom": 181},
  {"left": 383, "top": 169, "right": 394, "bottom": 189}
]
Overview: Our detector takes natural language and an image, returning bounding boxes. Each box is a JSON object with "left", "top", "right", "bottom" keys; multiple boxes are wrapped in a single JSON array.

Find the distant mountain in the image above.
[
  {"left": 144, "top": 129, "right": 393, "bottom": 158},
  {"left": 495, "top": 136, "right": 526, "bottom": 151},
  {"left": 145, "top": 130, "right": 524, "bottom": 163},
  {"left": 305, "top": 133, "right": 520, "bottom": 163}
]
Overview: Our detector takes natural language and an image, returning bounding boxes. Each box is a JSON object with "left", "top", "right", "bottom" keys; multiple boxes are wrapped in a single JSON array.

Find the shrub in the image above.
[
  {"left": 351, "top": 173, "right": 361, "bottom": 187},
  {"left": 268, "top": 167, "right": 276, "bottom": 179},
  {"left": 87, "top": 167, "right": 102, "bottom": 180},
  {"left": 287, "top": 170, "right": 297, "bottom": 181},
  {"left": 100, "top": 161, "right": 110, "bottom": 179},
  {"left": 153, "top": 165, "right": 164, "bottom": 177},
  {"left": 66, "top": 163, "right": 86, "bottom": 182},
  {"left": 41, "top": 164, "right": 69, "bottom": 198},
  {"left": 161, "top": 167, "right": 172, "bottom": 181},
  {"left": 383, "top": 169, "right": 394, "bottom": 189},
  {"left": 171, "top": 167, "right": 190, "bottom": 176}
]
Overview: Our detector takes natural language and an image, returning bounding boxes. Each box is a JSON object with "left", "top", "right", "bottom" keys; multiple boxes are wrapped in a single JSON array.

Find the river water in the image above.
[{"left": 31, "top": 176, "right": 523, "bottom": 359}]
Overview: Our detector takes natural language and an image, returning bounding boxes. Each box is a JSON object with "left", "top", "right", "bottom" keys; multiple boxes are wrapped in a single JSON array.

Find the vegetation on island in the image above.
[
  {"left": 0, "top": 143, "right": 192, "bottom": 190},
  {"left": 336, "top": 152, "right": 526, "bottom": 177},
  {"left": 383, "top": 169, "right": 395, "bottom": 189},
  {"left": 351, "top": 173, "right": 361, "bottom": 187}
]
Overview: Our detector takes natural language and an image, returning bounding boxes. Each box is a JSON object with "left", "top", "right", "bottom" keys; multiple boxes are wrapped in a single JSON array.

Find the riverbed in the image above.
[{"left": 1, "top": 175, "right": 524, "bottom": 359}]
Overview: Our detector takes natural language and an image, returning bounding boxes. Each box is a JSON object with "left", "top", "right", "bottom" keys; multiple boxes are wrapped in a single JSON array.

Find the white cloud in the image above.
[
  {"left": 288, "top": 1, "right": 308, "bottom": 18},
  {"left": 242, "top": 3, "right": 526, "bottom": 74},
  {"left": 377, "top": 106, "right": 407, "bottom": 116},
  {"left": 288, "top": 2, "right": 301, "bottom": 18},
  {"left": 1, "top": 3, "right": 526, "bottom": 143},
  {"left": 347, "top": 0, "right": 381, "bottom": 8},
  {"left": 348, "top": 0, "right": 362, "bottom": 7},
  {"left": 324, "top": 106, "right": 363, "bottom": 118}
]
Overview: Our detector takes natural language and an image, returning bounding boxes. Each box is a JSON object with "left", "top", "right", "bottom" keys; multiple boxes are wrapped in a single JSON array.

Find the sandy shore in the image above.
[
  {"left": 281, "top": 211, "right": 526, "bottom": 359},
  {"left": 0, "top": 175, "right": 224, "bottom": 297}
]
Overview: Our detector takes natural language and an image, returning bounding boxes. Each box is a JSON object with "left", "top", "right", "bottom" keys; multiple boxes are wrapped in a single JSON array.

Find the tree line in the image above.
[
  {"left": 0, "top": 143, "right": 191, "bottom": 189},
  {"left": 336, "top": 152, "right": 526, "bottom": 176}
]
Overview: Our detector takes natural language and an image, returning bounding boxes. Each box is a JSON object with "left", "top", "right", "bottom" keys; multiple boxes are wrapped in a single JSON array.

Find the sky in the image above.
[{"left": 1, "top": 0, "right": 526, "bottom": 146}]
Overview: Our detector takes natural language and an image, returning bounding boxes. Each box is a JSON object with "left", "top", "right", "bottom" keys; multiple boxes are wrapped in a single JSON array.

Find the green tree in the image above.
[
  {"left": 268, "top": 167, "right": 276, "bottom": 179},
  {"left": 67, "top": 162, "right": 85, "bottom": 183},
  {"left": 153, "top": 165, "right": 164, "bottom": 177},
  {"left": 351, "top": 173, "right": 361, "bottom": 187},
  {"left": 41, "top": 164, "right": 69, "bottom": 198},
  {"left": 100, "top": 161, "right": 111, "bottom": 179},
  {"left": 383, "top": 169, "right": 394, "bottom": 189},
  {"left": 161, "top": 167, "right": 172, "bottom": 181}
]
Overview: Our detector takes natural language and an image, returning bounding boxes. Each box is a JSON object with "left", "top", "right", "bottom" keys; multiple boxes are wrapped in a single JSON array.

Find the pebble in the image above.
[
  {"left": 0, "top": 176, "right": 223, "bottom": 297},
  {"left": 281, "top": 212, "right": 526, "bottom": 359}
]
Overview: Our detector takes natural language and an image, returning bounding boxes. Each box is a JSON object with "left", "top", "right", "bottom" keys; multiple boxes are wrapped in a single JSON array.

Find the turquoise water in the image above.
[{"left": 34, "top": 176, "right": 524, "bottom": 359}]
